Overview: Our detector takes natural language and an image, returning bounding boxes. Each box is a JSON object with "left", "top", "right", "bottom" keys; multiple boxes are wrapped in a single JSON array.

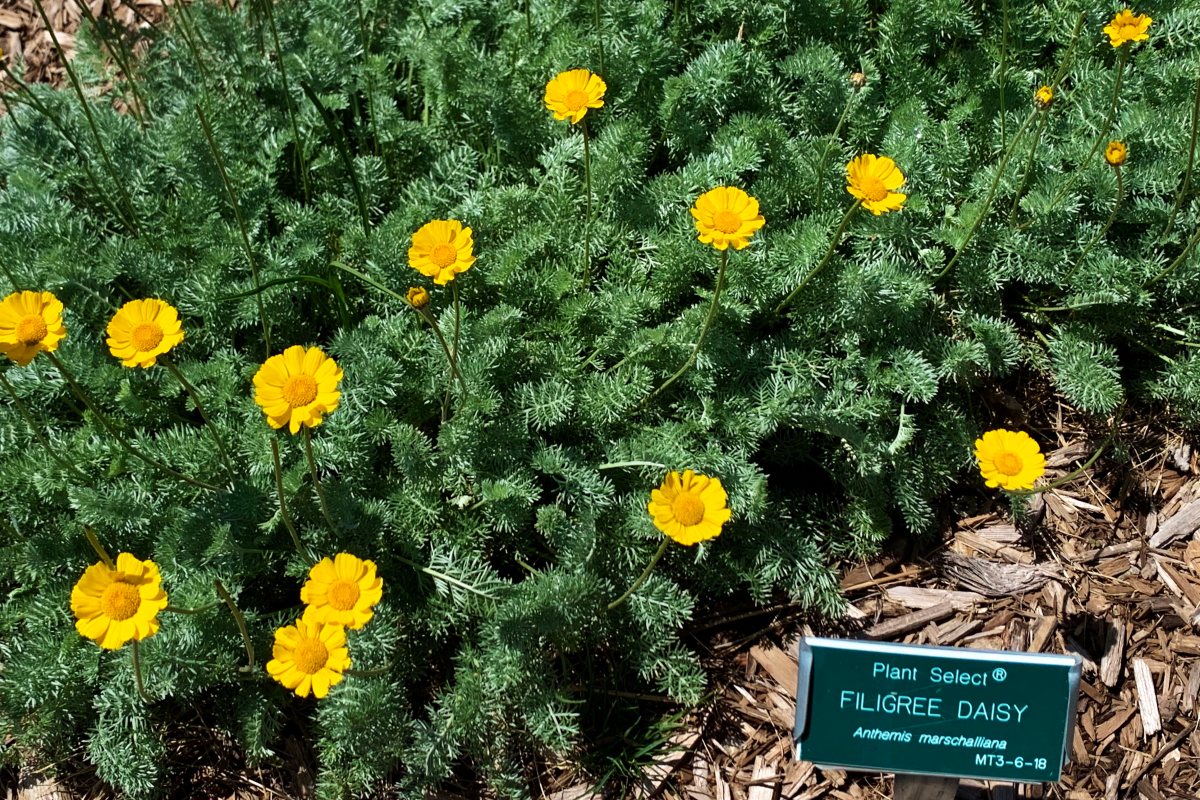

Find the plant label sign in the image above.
[{"left": 793, "top": 638, "right": 1082, "bottom": 783}]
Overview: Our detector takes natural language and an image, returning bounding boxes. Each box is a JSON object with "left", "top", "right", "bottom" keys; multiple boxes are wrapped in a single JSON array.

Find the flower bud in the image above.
[
  {"left": 1105, "top": 140, "right": 1127, "bottom": 167},
  {"left": 1034, "top": 86, "right": 1054, "bottom": 111},
  {"left": 850, "top": 71, "right": 866, "bottom": 90},
  {"left": 406, "top": 286, "right": 430, "bottom": 309}
]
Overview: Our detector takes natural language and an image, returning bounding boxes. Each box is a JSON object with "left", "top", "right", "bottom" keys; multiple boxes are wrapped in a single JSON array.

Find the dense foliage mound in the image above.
[{"left": 0, "top": 0, "right": 1198, "bottom": 796}]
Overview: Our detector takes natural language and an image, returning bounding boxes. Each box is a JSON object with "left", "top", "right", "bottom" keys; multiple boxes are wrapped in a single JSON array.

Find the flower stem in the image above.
[
  {"left": 131, "top": 640, "right": 152, "bottom": 704},
  {"left": 593, "top": 0, "right": 605, "bottom": 77},
  {"left": 1008, "top": 110, "right": 1049, "bottom": 225},
  {"left": 0, "top": 372, "right": 90, "bottom": 481},
  {"left": 270, "top": 439, "right": 311, "bottom": 565},
  {"left": 195, "top": 104, "right": 272, "bottom": 357},
  {"left": 774, "top": 200, "right": 860, "bottom": 315},
  {"left": 160, "top": 355, "right": 235, "bottom": 483},
  {"left": 258, "top": 0, "right": 311, "bottom": 203},
  {"left": 935, "top": 109, "right": 1039, "bottom": 282},
  {"left": 582, "top": 118, "right": 594, "bottom": 288},
  {"left": 303, "top": 427, "right": 339, "bottom": 536},
  {"left": 214, "top": 579, "right": 256, "bottom": 671},
  {"left": 1064, "top": 166, "right": 1123, "bottom": 281},
  {"left": 998, "top": 0, "right": 1009, "bottom": 148},
  {"left": 82, "top": 525, "right": 115, "bottom": 569},
  {"left": 30, "top": 0, "right": 139, "bottom": 236},
  {"left": 642, "top": 247, "right": 729, "bottom": 406},
  {"left": 607, "top": 537, "right": 669, "bottom": 611},
  {"left": 45, "top": 353, "right": 222, "bottom": 492},
  {"left": 1046, "top": 44, "right": 1128, "bottom": 213},
  {"left": 163, "top": 602, "right": 222, "bottom": 615},
  {"left": 344, "top": 661, "right": 395, "bottom": 678},
  {"left": 814, "top": 91, "right": 856, "bottom": 215},
  {"left": 1008, "top": 418, "right": 1119, "bottom": 497},
  {"left": 1145, "top": 222, "right": 1200, "bottom": 287},
  {"left": 1162, "top": 62, "right": 1200, "bottom": 242}
]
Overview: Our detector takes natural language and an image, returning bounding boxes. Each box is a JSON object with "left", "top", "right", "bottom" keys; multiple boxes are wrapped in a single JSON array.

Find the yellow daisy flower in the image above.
[
  {"left": 974, "top": 429, "right": 1046, "bottom": 491},
  {"left": 544, "top": 69, "right": 606, "bottom": 125},
  {"left": 300, "top": 553, "right": 383, "bottom": 630},
  {"left": 253, "top": 345, "right": 343, "bottom": 434},
  {"left": 689, "top": 187, "right": 766, "bottom": 251},
  {"left": 70, "top": 552, "right": 169, "bottom": 650},
  {"left": 846, "top": 154, "right": 907, "bottom": 215},
  {"left": 105, "top": 298, "right": 185, "bottom": 369},
  {"left": 406, "top": 286, "right": 430, "bottom": 309},
  {"left": 1105, "top": 140, "right": 1127, "bottom": 167},
  {"left": 0, "top": 290, "right": 66, "bottom": 367},
  {"left": 265, "top": 617, "right": 350, "bottom": 699},
  {"left": 408, "top": 220, "right": 476, "bottom": 286},
  {"left": 1103, "top": 9, "right": 1152, "bottom": 48},
  {"left": 1034, "top": 86, "right": 1054, "bottom": 110},
  {"left": 648, "top": 470, "right": 732, "bottom": 546}
]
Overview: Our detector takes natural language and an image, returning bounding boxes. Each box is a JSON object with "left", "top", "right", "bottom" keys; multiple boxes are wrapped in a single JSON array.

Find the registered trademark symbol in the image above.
[{"left": 992, "top": 668, "right": 1007, "bottom": 682}]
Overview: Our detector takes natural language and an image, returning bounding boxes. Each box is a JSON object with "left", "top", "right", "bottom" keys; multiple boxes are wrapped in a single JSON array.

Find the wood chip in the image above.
[
  {"left": 1133, "top": 659, "right": 1162, "bottom": 737},
  {"left": 939, "top": 552, "right": 1061, "bottom": 597},
  {"left": 1149, "top": 499, "right": 1200, "bottom": 548},
  {"left": 1100, "top": 620, "right": 1126, "bottom": 688},
  {"left": 862, "top": 603, "right": 956, "bottom": 640},
  {"left": 749, "top": 644, "right": 798, "bottom": 699},
  {"left": 884, "top": 586, "right": 986, "bottom": 611}
]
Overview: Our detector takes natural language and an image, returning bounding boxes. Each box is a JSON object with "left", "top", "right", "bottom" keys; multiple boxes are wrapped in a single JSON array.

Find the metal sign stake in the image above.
[{"left": 893, "top": 774, "right": 959, "bottom": 800}]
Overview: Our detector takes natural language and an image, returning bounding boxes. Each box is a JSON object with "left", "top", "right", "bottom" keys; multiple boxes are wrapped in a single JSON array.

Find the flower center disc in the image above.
[
  {"left": 328, "top": 580, "right": 361, "bottom": 611},
  {"left": 430, "top": 243, "right": 458, "bottom": 269},
  {"left": 995, "top": 452, "right": 1024, "bottom": 477},
  {"left": 16, "top": 315, "right": 48, "bottom": 345},
  {"left": 672, "top": 492, "right": 706, "bottom": 527},
  {"left": 100, "top": 581, "right": 142, "bottom": 621},
  {"left": 292, "top": 639, "right": 330, "bottom": 675},
  {"left": 131, "top": 322, "right": 164, "bottom": 352},
  {"left": 712, "top": 210, "right": 743, "bottom": 235},
  {"left": 565, "top": 90, "right": 589, "bottom": 112},
  {"left": 282, "top": 374, "right": 319, "bottom": 408},
  {"left": 860, "top": 177, "right": 889, "bottom": 203}
]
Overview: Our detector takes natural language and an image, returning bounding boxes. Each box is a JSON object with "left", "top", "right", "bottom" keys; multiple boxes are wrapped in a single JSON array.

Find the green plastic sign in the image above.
[{"left": 793, "top": 638, "right": 1082, "bottom": 783}]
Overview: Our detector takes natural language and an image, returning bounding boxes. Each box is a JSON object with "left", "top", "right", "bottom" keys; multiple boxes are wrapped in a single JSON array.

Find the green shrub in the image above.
[{"left": 0, "top": 0, "right": 1197, "bottom": 796}]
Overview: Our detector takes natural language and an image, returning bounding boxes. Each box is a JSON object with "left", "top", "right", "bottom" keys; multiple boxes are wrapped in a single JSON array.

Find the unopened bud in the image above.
[
  {"left": 1034, "top": 85, "right": 1054, "bottom": 111},
  {"left": 850, "top": 72, "right": 867, "bottom": 90},
  {"left": 406, "top": 286, "right": 430, "bottom": 309}
]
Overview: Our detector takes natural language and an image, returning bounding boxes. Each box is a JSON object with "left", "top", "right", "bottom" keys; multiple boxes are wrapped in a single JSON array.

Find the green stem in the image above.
[
  {"left": 303, "top": 427, "right": 339, "bottom": 535},
  {"left": 1008, "top": 423, "right": 1118, "bottom": 497},
  {"left": 352, "top": 0, "right": 382, "bottom": 158},
  {"left": 642, "top": 247, "right": 728, "bottom": 406},
  {"left": 935, "top": 109, "right": 1039, "bottom": 282},
  {"left": 30, "top": 0, "right": 139, "bottom": 235},
  {"left": 344, "top": 661, "right": 395, "bottom": 677},
  {"left": 1162, "top": 62, "right": 1200, "bottom": 242},
  {"left": 259, "top": 0, "right": 311, "bottom": 203},
  {"left": 594, "top": 0, "right": 605, "bottom": 79},
  {"left": 0, "top": 372, "right": 90, "bottom": 480},
  {"left": 163, "top": 602, "right": 222, "bottom": 614},
  {"left": 1064, "top": 166, "right": 1123, "bottom": 281},
  {"left": 78, "top": 0, "right": 146, "bottom": 129},
  {"left": 525, "top": 0, "right": 532, "bottom": 38},
  {"left": 214, "top": 579, "right": 256, "bottom": 671},
  {"left": 82, "top": 525, "right": 115, "bottom": 569},
  {"left": 45, "top": 353, "right": 222, "bottom": 492},
  {"left": 160, "top": 356, "right": 235, "bottom": 483},
  {"left": 582, "top": 119, "right": 593, "bottom": 288},
  {"left": 998, "top": 0, "right": 1008, "bottom": 149},
  {"left": 299, "top": 82, "right": 371, "bottom": 236},
  {"left": 1008, "top": 110, "right": 1049, "bottom": 225},
  {"left": 394, "top": 554, "right": 496, "bottom": 599},
  {"left": 195, "top": 104, "right": 272, "bottom": 356},
  {"left": 441, "top": 282, "right": 465, "bottom": 421},
  {"left": 774, "top": 200, "right": 860, "bottom": 315},
  {"left": 607, "top": 537, "right": 669, "bottom": 611},
  {"left": 1047, "top": 44, "right": 1128, "bottom": 212},
  {"left": 270, "top": 439, "right": 311, "bottom": 565},
  {"left": 131, "top": 640, "right": 152, "bottom": 703},
  {"left": 1145, "top": 222, "right": 1200, "bottom": 287},
  {"left": 814, "top": 91, "right": 856, "bottom": 215}
]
